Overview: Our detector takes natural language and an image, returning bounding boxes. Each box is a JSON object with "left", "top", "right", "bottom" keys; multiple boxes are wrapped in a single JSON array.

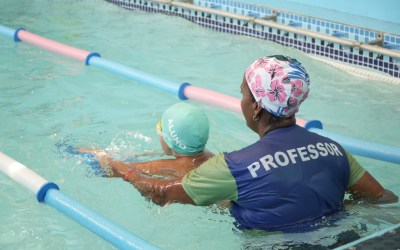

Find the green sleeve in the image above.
[
  {"left": 345, "top": 150, "right": 366, "bottom": 188},
  {"left": 182, "top": 152, "right": 238, "bottom": 205}
]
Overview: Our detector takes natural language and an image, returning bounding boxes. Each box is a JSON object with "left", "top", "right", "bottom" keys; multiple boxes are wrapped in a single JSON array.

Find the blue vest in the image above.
[{"left": 224, "top": 125, "right": 350, "bottom": 232}]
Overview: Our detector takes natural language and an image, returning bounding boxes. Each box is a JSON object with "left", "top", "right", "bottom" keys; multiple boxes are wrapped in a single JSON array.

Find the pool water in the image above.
[{"left": 0, "top": 0, "right": 399, "bottom": 249}]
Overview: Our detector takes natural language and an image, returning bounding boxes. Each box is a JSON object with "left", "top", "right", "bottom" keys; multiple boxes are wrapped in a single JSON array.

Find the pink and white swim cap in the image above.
[{"left": 245, "top": 55, "right": 310, "bottom": 117}]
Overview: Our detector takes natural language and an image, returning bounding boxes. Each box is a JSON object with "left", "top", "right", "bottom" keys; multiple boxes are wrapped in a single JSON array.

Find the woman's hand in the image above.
[
  {"left": 94, "top": 151, "right": 110, "bottom": 166},
  {"left": 78, "top": 147, "right": 102, "bottom": 154},
  {"left": 92, "top": 151, "right": 131, "bottom": 178},
  {"left": 347, "top": 172, "right": 399, "bottom": 204},
  {"left": 367, "top": 189, "right": 399, "bottom": 204}
]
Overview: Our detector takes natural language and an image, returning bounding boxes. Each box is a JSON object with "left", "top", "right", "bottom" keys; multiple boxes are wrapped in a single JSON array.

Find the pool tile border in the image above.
[{"left": 105, "top": 0, "right": 400, "bottom": 78}]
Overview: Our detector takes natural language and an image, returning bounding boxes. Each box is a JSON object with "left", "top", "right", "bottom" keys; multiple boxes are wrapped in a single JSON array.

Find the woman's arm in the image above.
[
  {"left": 124, "top": 168, "right": 195, "bottom": 206},
  {"left": 106, "top": 155, "right": 191, "bottom": 178},
  {"left": 347, "top": 171, "right": 399, "bottom": 204}
]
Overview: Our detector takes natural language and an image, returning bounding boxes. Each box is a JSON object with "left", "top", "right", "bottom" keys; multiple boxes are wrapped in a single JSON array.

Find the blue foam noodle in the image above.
[
  {"left": 89, "top": 57, "right": 181, "bottom": 96},
  {"left": 0, "top": 24, "right": 16, "bottom": 40},
  {"left": 44, "top": 189, "right": 161, "bottom": 250},
  {"left": 309, "top": 128, "right": 400, "bottom": 164}
]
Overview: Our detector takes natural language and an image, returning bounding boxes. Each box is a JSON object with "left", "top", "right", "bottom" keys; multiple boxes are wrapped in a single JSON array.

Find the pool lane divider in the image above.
[
  {"left": 0, "top": 151, "right": 161, "bottom": 250},
  {"left": 333, "top": 223, "right": 400, "bottom": 250},
  {"left": 16, "top": 29, "right": 100, "bottom": 63},
  {"left": 0, "top": 24, "right": 399, "bottom": 164},
  {"left": 308, "top": 128, "right": 400, "bottom": 164}
]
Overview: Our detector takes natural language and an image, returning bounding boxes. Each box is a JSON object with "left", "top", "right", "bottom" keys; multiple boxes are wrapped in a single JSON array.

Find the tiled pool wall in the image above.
[{"left": 105, "top": 0, "right": 400, "bottom": 78}]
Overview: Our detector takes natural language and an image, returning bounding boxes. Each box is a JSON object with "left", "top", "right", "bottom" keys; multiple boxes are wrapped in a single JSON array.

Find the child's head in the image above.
[{"left": 156, "top": 102, "right": 209, "bottom": 156}]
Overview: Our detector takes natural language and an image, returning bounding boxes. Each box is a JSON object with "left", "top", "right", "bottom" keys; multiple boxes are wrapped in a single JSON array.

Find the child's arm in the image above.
[{"left": 78, "top": 148, "right": 199, "bottom": 178}]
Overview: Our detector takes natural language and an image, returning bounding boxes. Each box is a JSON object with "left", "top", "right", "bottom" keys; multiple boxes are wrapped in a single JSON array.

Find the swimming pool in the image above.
[{"left": 0, "top": 0, "right": 399, "bottom": 249}]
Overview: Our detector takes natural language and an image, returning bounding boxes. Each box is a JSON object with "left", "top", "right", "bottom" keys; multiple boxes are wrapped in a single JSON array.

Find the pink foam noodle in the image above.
[
  {"left": 184, "top": 85, "right": 308, "bottom": 127},
  {"left": 295, "top": 118, "right": 307, "bottom": 127},
  {"left": 17, "top": 30, "right": 90, "bottom": 61},
  {"left": 184, "top": 85, "right": 242, "bottom": 113}
]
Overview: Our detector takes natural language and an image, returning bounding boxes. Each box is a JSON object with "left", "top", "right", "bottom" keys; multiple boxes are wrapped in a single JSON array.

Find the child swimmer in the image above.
[{"left": 80, "top": 102, "right": 214, "bottom": 179}]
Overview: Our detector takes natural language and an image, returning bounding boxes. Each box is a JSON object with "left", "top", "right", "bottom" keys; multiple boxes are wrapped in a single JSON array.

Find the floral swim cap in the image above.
[{"left": 245, "top": 55, "right": 310, "bottom": 117}]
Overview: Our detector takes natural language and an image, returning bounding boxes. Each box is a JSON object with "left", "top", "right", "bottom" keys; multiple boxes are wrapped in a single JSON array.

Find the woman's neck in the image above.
[{"left": 259, "top": 116, "right": 296, "bottom": 137}]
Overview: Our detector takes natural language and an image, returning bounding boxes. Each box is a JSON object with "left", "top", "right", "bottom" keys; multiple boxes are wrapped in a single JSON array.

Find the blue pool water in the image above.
[{"left": 0, "top": 0, "right": 399, "bottom": 249}]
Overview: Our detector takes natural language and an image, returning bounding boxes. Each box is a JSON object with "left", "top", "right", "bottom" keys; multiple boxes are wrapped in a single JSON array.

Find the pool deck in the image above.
[
  {"left": 108, "top": 0, "right": 400, "bottom": 80},
  {"left": 237, "top": 0, "right": 400, "bottom": 35}
]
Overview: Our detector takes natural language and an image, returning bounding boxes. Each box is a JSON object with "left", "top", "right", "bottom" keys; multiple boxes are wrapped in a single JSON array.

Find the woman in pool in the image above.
[
  {"left": 114, "top": 55, "right": 398, "bottom": 232},
  {"left": 86, "top": 102, "right": 214, "bottom": 179}
]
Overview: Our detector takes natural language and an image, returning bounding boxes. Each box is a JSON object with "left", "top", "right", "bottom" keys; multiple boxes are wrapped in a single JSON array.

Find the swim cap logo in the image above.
[{"left": 168, "top": 119, "right": 187, "bottom": 150}]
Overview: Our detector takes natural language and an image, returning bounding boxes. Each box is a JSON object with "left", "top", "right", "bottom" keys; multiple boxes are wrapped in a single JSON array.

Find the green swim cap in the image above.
[{"left": 161, "top": 102, "right": 209, "bottom": 155}]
